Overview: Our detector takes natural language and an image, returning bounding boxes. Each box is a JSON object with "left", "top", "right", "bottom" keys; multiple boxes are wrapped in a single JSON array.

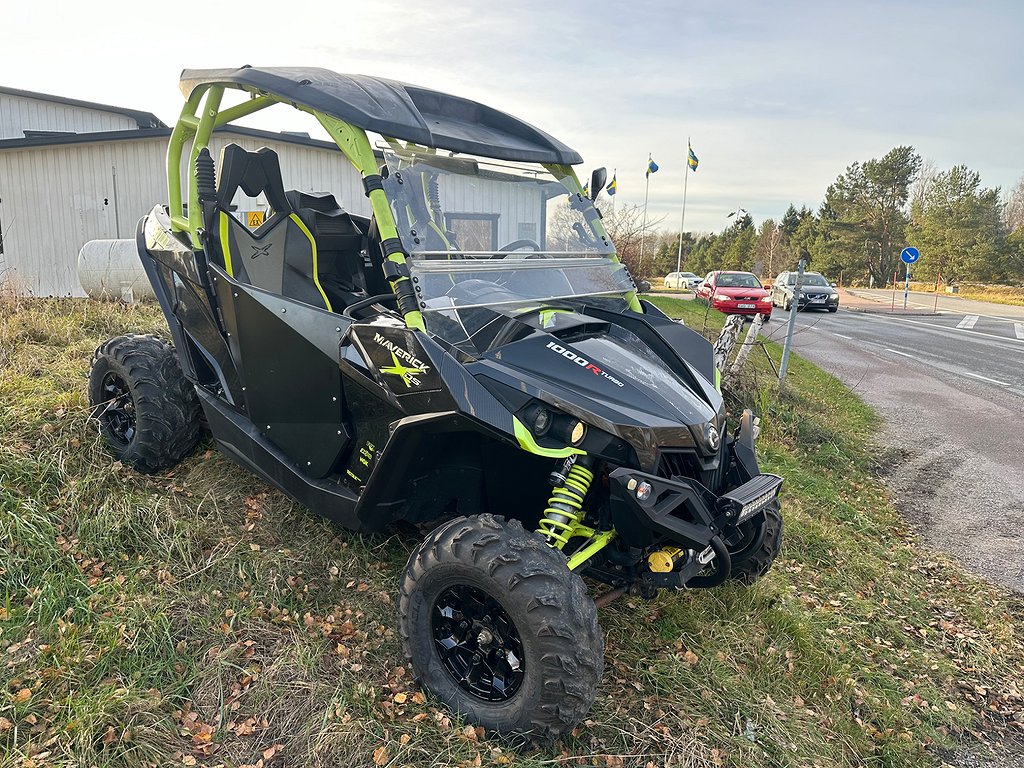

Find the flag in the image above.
[
  {"left": 688, "top": 143, "right": 699, "bottom": 172},
  {"left": 606, "top": 174, "right": 617, "bottom": 196},
  {"left": 582, "top": 180, "right": 589, "bottom": 197},
  {"left": 646, "top": 157, "right": 659, "bottom": 177}
]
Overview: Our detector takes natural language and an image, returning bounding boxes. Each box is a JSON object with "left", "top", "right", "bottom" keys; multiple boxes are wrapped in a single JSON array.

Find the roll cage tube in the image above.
[
  {"left": 165, "top": 85, "right": 639, "bottom": 329},
  {"left": 165, "top": 85, "right": 425, "bottom": 331}
]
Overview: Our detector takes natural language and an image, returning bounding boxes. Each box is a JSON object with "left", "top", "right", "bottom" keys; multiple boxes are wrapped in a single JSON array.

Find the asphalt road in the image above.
[
  {"left": 852, "top": 288, "right": 1024, "bottom": 319},
  {"left": 759, "top": 305, "right": 1024, "bottom": 591}
]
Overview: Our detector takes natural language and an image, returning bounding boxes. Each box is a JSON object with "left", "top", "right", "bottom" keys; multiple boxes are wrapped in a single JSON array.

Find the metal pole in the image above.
[
  {"left": 778, "top": 258, "right": 805, "bottom": 383},
  {"left": 933, "top": 270, "right": 940, "bottom": 312},
  {"left": 903, "top": 262, "right": 911, "bottom": 309},
  {"left": 891, "top": 270, "right": 897, "bottom": 311},
  {"left": 111, "top": 164, "right": 121, "bottom": 238},
  {"left": 676, "top": 140, "right": 690, "bottom": 274},
  {"left": 639, "top": 156, "right": 651, "bottom": 273}
]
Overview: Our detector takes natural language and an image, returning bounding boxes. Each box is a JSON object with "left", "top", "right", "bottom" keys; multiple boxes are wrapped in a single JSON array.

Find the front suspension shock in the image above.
[{"left": 537, "top": 456, "right": 595, "bottom": 548}]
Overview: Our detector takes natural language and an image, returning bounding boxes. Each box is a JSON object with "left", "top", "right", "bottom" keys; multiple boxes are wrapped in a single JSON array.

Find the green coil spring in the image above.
[{"left": 537, "top": 459, "right": 594, "bottom": 548}]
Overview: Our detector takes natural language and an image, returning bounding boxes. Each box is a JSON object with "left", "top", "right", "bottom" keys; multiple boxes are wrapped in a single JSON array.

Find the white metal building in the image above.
[{"left": 0, "top": 86, "right": 369, "bottom": 297}]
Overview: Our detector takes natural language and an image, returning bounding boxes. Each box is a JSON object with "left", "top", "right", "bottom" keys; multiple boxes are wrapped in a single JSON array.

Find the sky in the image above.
[{"left": 4, "top": 0, "right": 1022, "bottom": 234}]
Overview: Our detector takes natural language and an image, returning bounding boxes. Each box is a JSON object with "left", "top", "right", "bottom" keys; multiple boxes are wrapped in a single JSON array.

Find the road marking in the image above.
[
  {"left": 956, "top": 315, "right": 979, "bottom": 329},
  {"left": 840, "top": 311, "right": 1024, "bottom": 346},
  {"left": 885, "top": 348, "right": 915, "bottom": 358},
  {"left": 1016, "top": 323, "right": 1024, "bottom": 340},
  {"left": 832, "top": 332, "right": 853, "bottom": 339},
  {"left": 960, "top": 370, "right": 1010, "bottom": 386}
]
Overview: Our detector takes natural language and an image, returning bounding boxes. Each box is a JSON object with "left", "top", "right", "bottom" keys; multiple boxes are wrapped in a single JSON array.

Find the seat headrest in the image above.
[{"left": 217, "top": 144, "right": 289, "bottom": 213}]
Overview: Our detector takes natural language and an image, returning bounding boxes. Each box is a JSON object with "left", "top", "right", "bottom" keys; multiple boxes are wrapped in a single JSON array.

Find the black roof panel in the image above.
[{"left": 179, "top": 66, "right": 583, "bottom": 165}]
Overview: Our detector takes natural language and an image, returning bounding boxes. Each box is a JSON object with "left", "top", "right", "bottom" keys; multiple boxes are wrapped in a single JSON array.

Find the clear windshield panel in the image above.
[
  {"left": 379, "top": 148, "right": 615, "bottom": 261},
  {"left": 379, "top": 148, "right": 633, "bottom": 346}
]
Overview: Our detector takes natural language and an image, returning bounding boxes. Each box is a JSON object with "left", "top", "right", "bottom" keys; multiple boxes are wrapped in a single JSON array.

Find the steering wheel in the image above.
[{"left": 497, "top": 238, "right": 542, "bottom": 253}]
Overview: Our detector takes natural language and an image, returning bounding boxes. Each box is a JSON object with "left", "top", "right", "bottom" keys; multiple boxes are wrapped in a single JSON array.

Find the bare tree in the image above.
[
  {"left": 602, "top": 204, "right": 665, "bottom": 277},
  {"left": 1004, "top": 174, "right": 1024, "bottom": 232}
]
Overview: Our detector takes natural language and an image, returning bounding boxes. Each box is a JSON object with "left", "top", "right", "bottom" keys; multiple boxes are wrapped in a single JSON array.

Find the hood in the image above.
[
  {"left": 716, "top": 285, "right": 769, "bottom": 299},
  {"left": 467, "top": 309, "right": 722, "bottom": 468}
]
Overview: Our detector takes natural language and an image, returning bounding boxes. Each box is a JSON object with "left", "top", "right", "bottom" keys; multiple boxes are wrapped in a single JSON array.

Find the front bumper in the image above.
[
  {"left": 608, "top": 467, "right": 783, "bottom": 549},
  {"left": 797, "top": 295, "right": 839, "bottom": 309},
  {"left": 712, "top": 298, "right": 772, "bottom": 316}
]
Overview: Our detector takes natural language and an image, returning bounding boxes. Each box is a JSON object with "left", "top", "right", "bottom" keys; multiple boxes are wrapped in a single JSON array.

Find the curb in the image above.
[{"left": 842, "top": 305, "right": 939, "bottom": 317}]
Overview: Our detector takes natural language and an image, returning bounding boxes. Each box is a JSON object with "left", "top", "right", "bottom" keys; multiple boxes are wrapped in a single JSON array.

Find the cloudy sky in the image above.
[{"left": 4, "top": 0, "right": 1022, "bottom": 233}]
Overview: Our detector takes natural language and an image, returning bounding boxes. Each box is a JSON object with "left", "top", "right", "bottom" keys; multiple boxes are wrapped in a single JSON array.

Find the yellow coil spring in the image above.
[{"left": 537, "top": 462, "right": 594, "bottom": 548}]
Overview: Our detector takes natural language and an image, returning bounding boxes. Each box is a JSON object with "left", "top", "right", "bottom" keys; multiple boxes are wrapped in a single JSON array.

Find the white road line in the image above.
[
  {"left": 885, "top": 348, "right": 915, "bottom": 358},
  {"left": 1016, "top": 323, "right": 1024, "bottom": 340},
  {"left": 832, "top": 332, "right": 853, "bottom": 339},
  {"left": 841, "top": 311, "right": 1024, "bottom": 346},
  {"left": 957, "top": 315, "right": 979, "bottom": 329},
  {"left": 960, "top": 370, "right": 1011, "bottom": 386}
]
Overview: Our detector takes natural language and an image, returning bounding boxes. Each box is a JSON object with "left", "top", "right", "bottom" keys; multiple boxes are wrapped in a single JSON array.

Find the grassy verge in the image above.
[
  {"left": 895, "top": 282, "right": 1024, "bottom": 308},
  {"left": 2, "top": 298, "right": 1022, "bottom": 768}
]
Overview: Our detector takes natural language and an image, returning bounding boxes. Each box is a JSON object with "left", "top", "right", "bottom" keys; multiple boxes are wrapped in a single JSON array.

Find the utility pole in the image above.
[{"left": 778, "top": 258, "right": 805, "bottom": 383}]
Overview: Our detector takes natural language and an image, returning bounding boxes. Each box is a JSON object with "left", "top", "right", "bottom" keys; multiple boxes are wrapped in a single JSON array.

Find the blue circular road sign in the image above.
[{"left": 900, "top": 247, "right": 920, "bottom": 264}]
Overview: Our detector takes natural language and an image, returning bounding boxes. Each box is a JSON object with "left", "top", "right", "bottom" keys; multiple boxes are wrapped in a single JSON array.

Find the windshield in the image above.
[
  {"left": 379, "top": 148, "right": 635, "bottom": 349},
  {"left": 717, "top": 273, "right": 762, "bottom": 288},
  {"left": 801, "top": 274, "right": 830, "bottom": 287}
]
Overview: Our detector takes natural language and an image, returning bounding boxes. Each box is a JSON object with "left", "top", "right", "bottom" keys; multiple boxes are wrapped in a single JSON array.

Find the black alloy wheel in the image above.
[{"left": 432, "top": 584, "right": 526, "bottom": 702}]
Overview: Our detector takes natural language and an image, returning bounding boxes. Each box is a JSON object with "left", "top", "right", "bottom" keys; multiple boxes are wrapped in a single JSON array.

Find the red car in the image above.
[{"left": 696, "top": 271, "right": 772, "bottom": 320}]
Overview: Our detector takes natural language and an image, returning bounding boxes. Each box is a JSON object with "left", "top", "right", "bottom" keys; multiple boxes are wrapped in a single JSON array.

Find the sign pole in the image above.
[
  {"left": 778, "top": 258, "right": 805, "bottom": 384},
  {"left": 903, "top": 262, "right": 911, "bottom": 309}
]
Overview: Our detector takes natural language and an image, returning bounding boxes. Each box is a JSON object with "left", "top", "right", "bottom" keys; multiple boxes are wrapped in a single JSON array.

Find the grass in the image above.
[
  {"left": 2, "top": 296, "right": 1023, "bottom": 768},
  {"left": 881, "top": 281, "right": 1024, "bottom": 308}
]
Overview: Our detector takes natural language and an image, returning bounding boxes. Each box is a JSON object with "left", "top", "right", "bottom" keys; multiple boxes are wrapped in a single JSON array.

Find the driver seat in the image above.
[{"left": 203, "top": 144, "right": 333, "bottom": 311}]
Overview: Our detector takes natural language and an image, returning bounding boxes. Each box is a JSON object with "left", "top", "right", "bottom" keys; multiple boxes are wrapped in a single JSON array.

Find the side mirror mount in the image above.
[
  {"left": 830, "top": 282, "right": 838, "bottom": 287},
  {"left": 763, "top": 283, "right": 773, "bottom": 290},
  {"left": 589, "top": 167, "right": 607, "bottom": 201}
]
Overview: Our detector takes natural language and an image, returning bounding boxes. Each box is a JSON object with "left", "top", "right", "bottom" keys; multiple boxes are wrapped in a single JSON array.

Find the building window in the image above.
[{"left": 445, "top": 213, "right": 498, "bottom": 251}]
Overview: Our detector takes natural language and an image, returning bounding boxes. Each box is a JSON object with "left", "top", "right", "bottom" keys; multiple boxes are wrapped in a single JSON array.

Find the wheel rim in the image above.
[
  {"left": 97, "top": 371, "right": 137, "bottom": 446},
  {"left": 431, "top": 584, "right": 526, "bottom": 702}
]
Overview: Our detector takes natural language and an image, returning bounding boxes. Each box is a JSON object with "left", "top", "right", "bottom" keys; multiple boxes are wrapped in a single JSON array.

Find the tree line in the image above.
[{"left": 605, "top": 146, "right": 1024, "bottom": 286}]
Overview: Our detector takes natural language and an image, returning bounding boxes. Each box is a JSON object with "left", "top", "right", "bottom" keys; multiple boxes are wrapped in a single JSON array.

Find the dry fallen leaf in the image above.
[
  {"left": 14, "top": 688, "right": 31, "bottom": 703},
  {"left": 372, "top": 745, "right": 389, "bottom": 766}
]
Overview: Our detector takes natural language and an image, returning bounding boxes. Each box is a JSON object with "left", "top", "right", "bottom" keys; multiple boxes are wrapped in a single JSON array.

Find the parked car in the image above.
[
  {"left": 695, "top": 271, "right": 772, "bottom": 320},
  {"left": 664, "top": 271, "right": 702, "bottom": 290},
  {"left": 771, "top": 271, "right": 839, "bottom": 312}
]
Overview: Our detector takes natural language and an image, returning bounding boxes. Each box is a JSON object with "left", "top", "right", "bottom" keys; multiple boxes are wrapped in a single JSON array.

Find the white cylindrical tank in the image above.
[{"left": 77, "top": 239, "right": 155, "bottom": 302}]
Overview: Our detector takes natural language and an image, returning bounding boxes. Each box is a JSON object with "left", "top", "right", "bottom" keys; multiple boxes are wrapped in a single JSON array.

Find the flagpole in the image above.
[
  {"left": 676, "top": 138, "right": 690, "bottom": 274},
  {"left": 639, "top": 154, "right": 651, "bottom": 273}
]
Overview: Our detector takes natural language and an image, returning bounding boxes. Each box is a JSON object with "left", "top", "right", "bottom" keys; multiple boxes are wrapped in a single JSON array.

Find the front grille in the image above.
[
  {"left": 804, "top": 293, "right": 827, "bottom": 300},
  {"left": 655, "top": 449, "right": 702, "bottom": 480},
  {"left": 656, "top": 444, "right": 730, "bottom": 493}
]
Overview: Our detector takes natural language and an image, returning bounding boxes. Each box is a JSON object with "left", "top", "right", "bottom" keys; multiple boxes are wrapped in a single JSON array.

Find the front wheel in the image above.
[
  {"left": 398, "top": 514, "right": 603, "bottom": 743},
  {"left": 725, "top": 500, "right": 783, "bottom": 585}
]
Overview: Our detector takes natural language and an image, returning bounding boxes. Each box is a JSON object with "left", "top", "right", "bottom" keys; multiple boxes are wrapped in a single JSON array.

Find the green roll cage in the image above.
[{"left": 166, "top": 84, "right": 642, "bottom": 333}]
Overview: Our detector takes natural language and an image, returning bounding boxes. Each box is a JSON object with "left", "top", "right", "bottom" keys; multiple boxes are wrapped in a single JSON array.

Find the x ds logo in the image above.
[{"left": 250, "top": 243, "right": 272, "bottom": 260}]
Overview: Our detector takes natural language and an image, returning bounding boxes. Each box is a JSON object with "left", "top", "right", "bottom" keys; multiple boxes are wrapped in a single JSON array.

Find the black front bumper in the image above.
[{"left": 607, "top": 466, "right": 784, "bottom": 552}]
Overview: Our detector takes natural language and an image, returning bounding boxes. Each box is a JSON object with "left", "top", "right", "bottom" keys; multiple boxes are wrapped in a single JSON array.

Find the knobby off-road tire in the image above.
[
  {"left": 726, "top": 499, "right": 783, "bottom": 585},
  {"left": 88, "top": 334, "right": 201, "bottom": 473},
  {"left": 398, "top": 514, "right": 603, "bottom": 743}
]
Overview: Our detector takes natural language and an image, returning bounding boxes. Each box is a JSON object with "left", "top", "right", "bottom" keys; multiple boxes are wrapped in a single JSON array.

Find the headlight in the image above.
[{"left": 705, "top": 423, "right": 721, "bottom": 451}]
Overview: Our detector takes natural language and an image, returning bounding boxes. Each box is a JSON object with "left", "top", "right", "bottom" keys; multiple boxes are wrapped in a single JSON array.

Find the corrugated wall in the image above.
[
  {"left": 0, "top": 93, "right": 137, "bottom": 139},
  {"left": 0, "top": 132, "right": 369, "bottom": 296}
]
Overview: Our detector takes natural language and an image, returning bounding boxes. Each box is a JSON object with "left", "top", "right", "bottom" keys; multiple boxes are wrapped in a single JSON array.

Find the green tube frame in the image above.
[{"left": 165, "top": 85, "right": 636, "bottom": 332}]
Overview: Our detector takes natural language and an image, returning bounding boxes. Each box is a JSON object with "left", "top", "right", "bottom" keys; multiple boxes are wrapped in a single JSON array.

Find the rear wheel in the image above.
[
  {"left": 89, "top": 334, "right": 201, "bottom": 473},
  {"left": 398, "top": 514, "right": 603, "bottom": 743}
]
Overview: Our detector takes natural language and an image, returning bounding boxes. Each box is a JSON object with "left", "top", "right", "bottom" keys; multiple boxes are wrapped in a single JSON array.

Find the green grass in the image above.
[{"left": 2, "top": 297, "right": 1023, "bottom": 768}]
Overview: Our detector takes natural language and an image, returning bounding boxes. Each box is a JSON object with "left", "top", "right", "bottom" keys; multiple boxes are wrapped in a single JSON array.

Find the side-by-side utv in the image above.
[{"left": 89, "top": 66, "right": 783, "bottom": 741}]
